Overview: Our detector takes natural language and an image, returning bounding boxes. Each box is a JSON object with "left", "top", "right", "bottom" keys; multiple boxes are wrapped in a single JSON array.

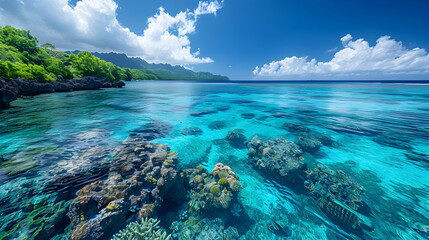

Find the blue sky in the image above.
[{"left": 1, "top": 0, "right": 429, "bottom": 79}]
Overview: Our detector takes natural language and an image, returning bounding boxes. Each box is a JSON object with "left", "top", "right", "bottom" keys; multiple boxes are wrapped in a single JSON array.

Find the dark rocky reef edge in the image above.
[{"left": 0, "top": 76, "right": 126, "bottom": 109}]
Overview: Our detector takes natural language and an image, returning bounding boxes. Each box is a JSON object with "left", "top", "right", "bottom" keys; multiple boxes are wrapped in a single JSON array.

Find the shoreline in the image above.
[{"left": 0, "top": 76, "right": 125, "bottom": 109}]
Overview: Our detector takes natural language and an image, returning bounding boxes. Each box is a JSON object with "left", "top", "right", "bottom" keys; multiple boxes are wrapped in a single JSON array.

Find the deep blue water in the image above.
[{"left": 0, "top": 81, "right": 428, "bottom": 239}]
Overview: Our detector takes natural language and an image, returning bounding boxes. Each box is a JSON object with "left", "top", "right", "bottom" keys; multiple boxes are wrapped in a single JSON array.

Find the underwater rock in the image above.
[
  {"left": 283, "top": 122, "right": 311, "bottom": 133},
  {"left": 180, "top": 127, "right": 203, "bottom": 136},
  {"left": 240, "top": 113, "right": 255, "bottom": 119},
  {"left": 227, "top": 130, "right": 247, "bottom": 149},
  {"left": 68, "top": 137, "right": 185, "bottom": 240},
  {"left": 295, "top": 132, "right": 323, "bottom": 154},
  {"left": 0, "top": 87, "right": 17, "bottom": 108},
  {"left": 0, "top": 77, "right": 125, "bottom": 109},
  {"left": 373, "top": 135, "right": 413, "bottom": 150},
  {"left": 129, "top": 119, "right": 173, "bottom": 141},
  {"left": 246, "top": 136, "right": 306, "bottom": 185},
  {"left": 208, "top": 120, "right": 227, "bottom": 130}
]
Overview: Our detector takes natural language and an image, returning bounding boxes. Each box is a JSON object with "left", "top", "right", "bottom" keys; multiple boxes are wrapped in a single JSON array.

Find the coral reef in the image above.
[
  {"left": 68, "top": 137, "right": 186, "bottom": 240},
  {"left": 246, "top": 136, "right": 306, "bottom": 184},
  {"left": 283, "top": 122, "right": 311, "bottom": 133},
  {"left": 304, "top": 163, "right": 373, "bottom": 234},
  {"left": 170, "top": 218, "right": 239, "bottom": 240},
  {"left": 208, "top": 121, "right": 227, "bottom": 130},
  {"left": 112, "top": 218, "right": 171, "bottom": 240},
  {"left": 182, "top": 163, "right": 243, "bottom": 215},
  {"left": 283, "top": 122, "right": 337, "bottom": 153},
  {"left": 294, "top": 132, "right": 323, "bottom": 154},
  {"left": 247, "top": 135, "right": 373, "bottom": 236},
  {"left": 180, "top": 127, "right": 203, "bottom": 136},
  {"left": 226, "top": 130, "right": 247, "bottom": 149}
]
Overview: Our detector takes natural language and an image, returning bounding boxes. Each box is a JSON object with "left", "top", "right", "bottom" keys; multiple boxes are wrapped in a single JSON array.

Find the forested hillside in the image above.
[
  {"left": 0, "top": 26, "right": 157, "bottom": 82},
  {"left": 91, "top": 52, "right": 229, "bottom": 80}
]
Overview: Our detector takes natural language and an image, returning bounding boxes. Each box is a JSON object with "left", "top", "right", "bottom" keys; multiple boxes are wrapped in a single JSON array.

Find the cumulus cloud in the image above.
[
  {"left": 0, "top": 0, "right": 223, "bottom": 65},
  {"left": 253, "top": 35, "right": 429, "bottom": 79}
]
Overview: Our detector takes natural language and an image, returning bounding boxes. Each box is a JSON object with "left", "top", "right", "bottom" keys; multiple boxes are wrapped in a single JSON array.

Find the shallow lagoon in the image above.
[{"left": 0, "top": 81, "right": 428, "bottom": 239}]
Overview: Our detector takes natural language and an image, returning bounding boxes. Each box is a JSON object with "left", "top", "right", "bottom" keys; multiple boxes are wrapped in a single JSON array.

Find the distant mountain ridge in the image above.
[{"left": 66, "top": 51, "right": 229, "bottom": 80}]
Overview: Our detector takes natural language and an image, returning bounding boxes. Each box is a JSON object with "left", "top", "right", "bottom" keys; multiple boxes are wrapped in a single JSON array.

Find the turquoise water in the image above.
[{"left": 0, "top": 81, "right": 428, "bottom": 239}]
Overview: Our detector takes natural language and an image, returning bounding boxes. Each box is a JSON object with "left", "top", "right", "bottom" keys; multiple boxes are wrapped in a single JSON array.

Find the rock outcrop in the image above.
[{"left": 0, "top": 76, "right": 125, "bottom": 109}]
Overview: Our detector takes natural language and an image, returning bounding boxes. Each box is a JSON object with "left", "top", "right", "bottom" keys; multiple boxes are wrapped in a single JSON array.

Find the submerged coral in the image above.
[
  {"left": 68, "top": 137, "right": 186, "bottom": 240},
  {"left": 170, "top": 218, "right": 239, "bottom": 240},
  {"left": 247, "top": 136, "right": 306, "bottom": 184},
  {"left": 226, "top": 130, "right": 247, "bottom": 149},
  {"left": 208, "top": 121, "right": 227, "bottom": 130},
  {"left": 180, "top": 127, "right": 203, "bottom": 136},
  {"left": 182, "top": 163, "right": 243, "bottom": 215},
  {"left": 247, "top": 135, "right": 373, "bottom": 236},
  {"left": 304, "top": 163, "right": 372, "bottom": 232},
  {"left": 231, "top": 203, "right": 242, "bottom": 217},
  {"left": 112, "top": 218, "right": 171, "bottom": 240}
]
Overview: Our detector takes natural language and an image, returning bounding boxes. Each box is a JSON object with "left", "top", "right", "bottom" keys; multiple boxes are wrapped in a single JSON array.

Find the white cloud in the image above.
[
  {"left": 340, "top": 34, "right": 352, "bottom": 46},
  {"left": 253, "top": 35, "right": 429, "bottom": 79},
  {"left": 0, "top": 0, "right": 223, "bottom": 65}
]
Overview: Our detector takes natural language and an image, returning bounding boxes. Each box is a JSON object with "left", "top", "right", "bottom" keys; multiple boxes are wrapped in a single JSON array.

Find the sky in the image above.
[{"left": 1, "top": 0, "right": 429, "bottom": 80}]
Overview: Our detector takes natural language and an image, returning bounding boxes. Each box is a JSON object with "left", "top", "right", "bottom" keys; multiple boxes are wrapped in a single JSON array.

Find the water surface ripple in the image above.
[{"left": 0, "top": 81, "right": 428, "bottom": 239}]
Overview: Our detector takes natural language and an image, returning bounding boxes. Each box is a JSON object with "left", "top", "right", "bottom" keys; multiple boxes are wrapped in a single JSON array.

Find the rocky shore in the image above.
[{"left": 0, "top": 76, "right": 125, "bottom": 109}]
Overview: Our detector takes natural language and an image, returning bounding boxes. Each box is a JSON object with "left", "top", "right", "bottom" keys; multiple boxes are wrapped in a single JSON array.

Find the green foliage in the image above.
[
  {"left": 40, "top": 43, "right": 56, "bottom": 50},
  {"left": 128, "top": 68, "right": 157, "bottom": 80},
  {"left": 151, "top": 68, "right": 229, "bottom": 80},
  {"left": 210, "top": 185, "right": 221, "bottom": 195},
  {"left": 112, "top": 218, "right": 171, "bottom": 240},
  {"left": 0, "top": 25, "right": 38, "bottom": 54},
  {"left": 92, "top": 52, "right": 229, "bottom": 80},
  {"left": 0, "top": 25, "right": 156, "bottom": 82}
]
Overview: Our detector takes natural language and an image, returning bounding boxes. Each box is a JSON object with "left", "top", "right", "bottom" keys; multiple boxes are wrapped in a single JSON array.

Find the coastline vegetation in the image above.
[{"left": 0, "top": 25, "right": 157, "bottom": 82}]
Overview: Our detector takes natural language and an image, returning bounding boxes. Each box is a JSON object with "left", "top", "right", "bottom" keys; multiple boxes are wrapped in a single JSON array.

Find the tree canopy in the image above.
[{"left": 0, "top": 25, "right": 157, "bottom": 82}]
